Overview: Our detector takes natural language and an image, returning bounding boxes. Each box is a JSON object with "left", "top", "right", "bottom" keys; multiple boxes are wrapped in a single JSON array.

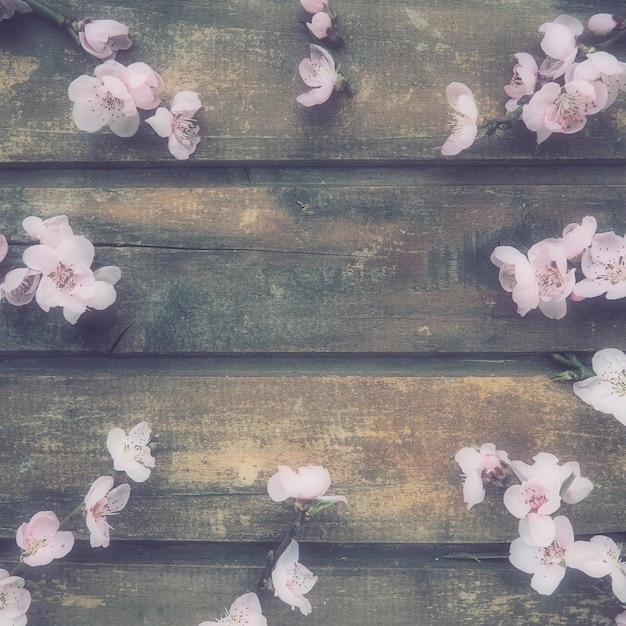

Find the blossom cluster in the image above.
[
  {"left": 198, "top": 464, "right": 345, "bottom": 624},
  {"left": 69, "top": 59, "right": 202, "bottom": 160},
  {"left": 0, "top": 422, "right": 154, "bottom": 624},
  {"left": 456, "top": 443, "right": 626, "bottom": 621},
  {"left": 442, "top": 13, "right": 626, "bottom": 154},
  {"left": 297, "top": 0, "right": 348, "bottom": 106},
  {"left": 491, "top": 215, "right": 626, "bottom": 320},
  {"left": 0, "top": 215, "right": 121, "bottom": 324}
]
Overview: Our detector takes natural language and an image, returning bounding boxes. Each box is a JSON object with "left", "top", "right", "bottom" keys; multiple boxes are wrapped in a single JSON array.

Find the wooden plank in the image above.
[
  {"left": 3, "top": 542, "right": 622, "bottom": 625},
  {"left": 2, "top": 173, "right": 626, "bottom": 353},
  {"left": 1, "top": 0, "right": 624, "bottom": 164},
  {"left": 1, "top": 364, "right": 625, "bottom": 543}
]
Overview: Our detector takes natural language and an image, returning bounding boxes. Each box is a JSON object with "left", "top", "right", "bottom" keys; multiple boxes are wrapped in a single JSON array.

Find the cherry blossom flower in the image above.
[
  {"left": 573, "top": 231, "right": 626, "bottom": 300},
  {"left": 544, "top": 215, "right": 597, "bottom": 262},
  {"left": 271, "top": 539, "right": 317, "bottom": 616},
  {"left": 509, "top": 515, "right": 574, "bottom": 595},
  {"left": 23, "top": 215, "right": 74, "bottom": 248},
  {"left": 0, "top": 0, "right": 31, "bottom": 22},
  {"left": 504, "top": 473, "right": 563, "bottom": 546},
  {"left": 267, "top": 465, "right": 346, "bottom": 508},
  {"left": 509, "top": 452, "right": 593, "bottom": 505},
  {"left": 107, "top": 422, "right": 155, "bottom": 483},
  {"left": 504, "top": 53, "right": 539, "bottom": 112},
  {"left": 567, "top": 535, "right": 626, "bottom": 602},
  {"left": 198, "top": 592, "right": 267, "bottom": 626},
  {"left": 121, "top": 61, "right": 164, "bottom": 110},
  {"left": 23, "top": 235, "right": 119, "bottom": 324},
  {"left": 572, "top": 52, "right": 626, "bottom": 110},
  {"left": 588, "top": 14, "right": 625, "bottom": 37},
  {"left": 68, "top": 60, "right": 163, "bottom": 137},
  {"left": 0, "top": 268, "right": 41, "bottom": 306},
  {"left": 84, "top": 476, "right": 131, "bottom": 548},
  {"left": 297, "top": 44, "right": 346, "bottom": 107},
  {"left": 79, "top": 19, "right": 132, "bottom": 60},
  {"left": 16, "top": 511, "right": 74, "bottom": 566},
  {"left": 454, "top": 443, "right": 509, "bottom": 510},
  {"left": 306, "top": 12, "right": 340, "bottom": 45},
  {"left": 0, "top": 569, "right": 31, "bottom": 626},
  {"left": 538, "top": 15, "right": 583, "bottom": 79},
  {"left": 441, "top": 82, "right": 478, "bottom": 156},
  {"left": 146, "top": 90, "right": 202, "bottom": 160},
  {"left": 490, "top": 241, "right": 575, "bottom": 319},
  {"left": 573, "top": 348, "right": 626, "bottom": 426},
  {"left": 69, "top": 65, "right": 140, "bottom": 137},
  {"left": 522, "top": 80, "right": 598, "bottom": 144}
]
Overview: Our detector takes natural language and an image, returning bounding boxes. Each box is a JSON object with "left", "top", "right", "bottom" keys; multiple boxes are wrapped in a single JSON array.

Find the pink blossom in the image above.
[
  {"left": 198, "top": 592, "right": 267, "bottom": 626},
  {"left": 0, "top": 268, "right": 41, "bottom": 306},
  {"left": 522, "top": 80, "right": 598, "bottom": 144},
  {"left": 16, "top": 511, "right": 74, "bottom": 566},
  {"left": 271, "top": 539, "right": 317, "bottom": 615},
  {"left": 544, "top": 215, "right": 597, "bottom": 262},
  {"left": 79, "top": 19, "right": 132, "bottom": 60},
  {"left": 121, "top": 61, "right": 164, "bottom": 110},
  {"left": 573, "top": 231, "right": 626, "bottom": 300},
  {"left": 567, "top": 535, "right": 626, "bottom": 602},
  {"left": 490, "top": 241, "right": 575, "bottom": 319},
  {"left": 504, "top": 53, "right": 538, "bottom": 111},
  {"left": 509, "top": 452, "right": 593, "bottom": 506},
  {"left": 588, "top": 14, "right": 624, "bottom": 36},
  {"left": 538, "top": 15, "right": 583, "bottom": 79},
  {"left": 0, "top": 568, "right": 30, "bottom": 626},
  {"left": 23, "top": 235, "right": 119, "bottom": 324},
  {"left": 68, "top": 67, "right": 140, "bottom": 137},
  {"left": 504, "top": 474, "right": 562, "bottom": 546},
  {"left": 267, "top": 465, "right": 346, "bottom": 506},
  {"left": 297, "top": 44, "right": 345, "bottom": 107},
  {"left": 573, "top": 348, "right": 626, "bottom": 426},
  {"left": 306, "top": 12, "right": 339, "bottom": 44},
  {"left": 23, "top": 215, "right": 74, "bottom": 248},
  {"left": 441, "top": 82, "right": 479, "bottom": 156},
  {"left": 84, "top": 476, "right": 131, "bottom": 548},
  {"left": 573, "top": 52, "right": 626, "bottom": 110},
  {"left": 146, "top": 90, "right": 202, "bottom": 160},
  {"left": 0, "top": 0, "right": 31, "bottom": 22},
  {"left": 107, "top": 422, "right": 155, "bottom": 482},
  {"left": 454, "top": 443, "right": 509, "bottom": 510},
  {"left": 509, "top": 515, "right": 574, "bottom": 595}
]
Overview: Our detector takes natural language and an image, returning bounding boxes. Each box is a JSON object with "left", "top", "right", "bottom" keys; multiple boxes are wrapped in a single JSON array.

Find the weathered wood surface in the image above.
[
  {"left": 2, "top": 363, "right": 625, "bottom": 544},
  {"left": 2, "top": 0, "right": 625, "bottom": 164},
  {"left": 0, "top": 541, "right": 619, "bottom": 626},
  {"left": 2, "top": 166, "right": 626, "bottom": 353}
]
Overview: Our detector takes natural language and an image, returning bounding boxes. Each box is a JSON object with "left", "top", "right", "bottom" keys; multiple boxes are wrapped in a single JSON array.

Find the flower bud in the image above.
[{"left": 588, "top": 13, "right": 625, "bottom": 36}]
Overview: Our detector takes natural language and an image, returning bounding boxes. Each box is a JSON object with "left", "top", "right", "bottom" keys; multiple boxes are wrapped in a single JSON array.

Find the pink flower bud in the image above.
[{"left": 588, "top": 13, "right": 624, "bottom": 36}]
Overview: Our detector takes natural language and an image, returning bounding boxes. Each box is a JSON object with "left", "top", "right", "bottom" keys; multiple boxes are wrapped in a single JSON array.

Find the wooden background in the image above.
[{"left": 2, "top": 0, "right": 626, "bottom": 624}]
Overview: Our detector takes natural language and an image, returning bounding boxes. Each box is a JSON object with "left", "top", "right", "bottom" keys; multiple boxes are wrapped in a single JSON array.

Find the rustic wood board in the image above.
[
  {"left": 2, "top": 541, "right": 620, "bottom": 625},
  {"left": 2, "top": 364, "right": 625, "bottom": 543},
  {"left": 1, "top": 0, "right": 624, "bottom": 163},
  {"left": 2, "top": 168, "right": 626, "bottom": 353}
]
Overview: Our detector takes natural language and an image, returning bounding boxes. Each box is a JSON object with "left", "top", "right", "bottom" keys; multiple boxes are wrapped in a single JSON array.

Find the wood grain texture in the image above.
[
  {"left": 1, "top": 364, "right": 625, "bottom": 544},
  {"left": 2, "top": 172, "right": 626, "bottom": 353},
  {"left": 1, "top": 0, "right": 625, "bottom": 163},
  {"left": 3, "top": 541, "right": 621, "bottom": 625}
]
